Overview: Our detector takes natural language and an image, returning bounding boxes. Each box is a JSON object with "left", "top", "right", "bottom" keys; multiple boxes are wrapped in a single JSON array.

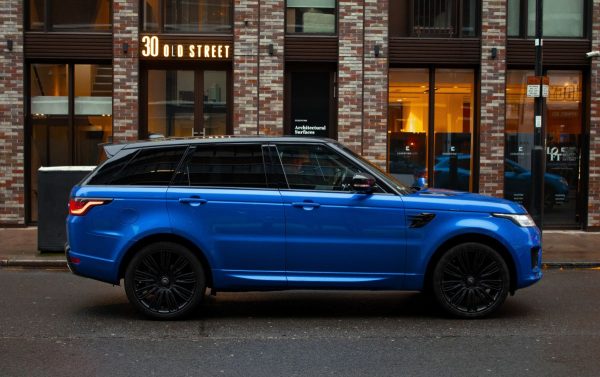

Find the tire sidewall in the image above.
[
  {"left": 432, "top": 242, "right": 510, "bottom": 319},
  {"left": 124, "top": 242, "right": 206, "bottom": 320}
]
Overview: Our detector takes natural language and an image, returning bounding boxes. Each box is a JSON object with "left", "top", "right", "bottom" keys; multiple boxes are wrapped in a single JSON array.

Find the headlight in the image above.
[{"left": 492, "top": 213, "right": 537, "bottom": 227}]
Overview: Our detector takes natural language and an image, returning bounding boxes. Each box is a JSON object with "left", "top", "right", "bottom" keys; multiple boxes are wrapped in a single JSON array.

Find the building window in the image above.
[
  {"left": 388, "top": 68, "right": 475, "bottom": 191},
  {"left": 142, "top": 0, "right": 233, "bottom": 33},
  {"left": 143, "top": 68, "right": 230, "bottom": 137},
  {"left": 29, "top": 63, "right": 113, "bottom": 221},
  {"left": 507, "top": 0, "right": 585, "bottom": 38},
  {"left": 390, "top": 0, "right": 479, "bottom": 38},
  {"left": 28, "top": 0, "right": 112, "bottom": 31},
  {"left": 505, "top": 70, "right": 583, "bottom": 227},
  {"left": 286, "top": 0, "right": 336, "bottom": 34}
]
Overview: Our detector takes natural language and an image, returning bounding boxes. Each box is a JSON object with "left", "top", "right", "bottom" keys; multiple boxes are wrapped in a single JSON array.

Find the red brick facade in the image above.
[
  {"left": 479, "top": 0, "right": 507, "bottom": 197},
  {"left": 588, "top": 0, "right": 600, "bottom": 227},
  {"left": 0, "top": 0, "right": 25, "bottom": 224},
  {"left": 113, "top": 0, "right": 139, "bottom": 142}
]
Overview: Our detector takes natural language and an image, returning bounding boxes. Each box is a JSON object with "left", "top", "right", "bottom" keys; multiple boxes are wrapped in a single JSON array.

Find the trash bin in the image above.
[{"left": 37, "top": 166, "right": 96, "bottom": 252}]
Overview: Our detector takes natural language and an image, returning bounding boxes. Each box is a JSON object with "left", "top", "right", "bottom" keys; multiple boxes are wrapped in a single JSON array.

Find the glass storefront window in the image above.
[
  {"left": 388, "top": 68, "right": 474, "bottom": 191},
  {"left": 161, "top": 0, "right": 232, "bottom": 33},
  {"left": 388, "top": 69, "right": 429, "bottom": 187},
  {"left": 505, "top": 70, "right": 583, "bottom": 227},
  {"left": 30, "top": 64, "right": 69, "bottom": 115},
  {"left": 145, "top": 69, "right": 229, "bottom": 138},
  {"left": 29, "top": 63, "right": 113, "bottom": 222},
  {"left": 28, "top": 0, "right": 112, "bottom": 31},
  {"left": 203, "top": 71, "right": 228, "bottom": 136},
  {"left": 286, "top": 0, "right": 336, "bottom": 34},
  {"left": 148, "top": 70, "right": 195, "bottom": 137},
  {"left": 433, "top": 69, "right": 474, "bottom": 192}
]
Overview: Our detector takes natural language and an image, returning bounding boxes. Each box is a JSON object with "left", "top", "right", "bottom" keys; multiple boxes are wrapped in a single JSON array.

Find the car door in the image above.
[
  {"left": 275, "top": 143, "right": 407, "bottom": 289},
  {"left": 166, "top": 142, "right": 286, "bottom": 290}
]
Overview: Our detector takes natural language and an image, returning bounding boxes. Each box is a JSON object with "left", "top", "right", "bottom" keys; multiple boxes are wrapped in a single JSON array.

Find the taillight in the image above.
[{"left": 69, "top": 198, "right": 111, "bottom": 216}]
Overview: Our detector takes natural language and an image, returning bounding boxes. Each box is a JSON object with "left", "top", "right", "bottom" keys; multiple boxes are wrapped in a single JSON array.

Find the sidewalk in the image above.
[{"left": 1, "top": 227, "right": 599, "bottom": 269}]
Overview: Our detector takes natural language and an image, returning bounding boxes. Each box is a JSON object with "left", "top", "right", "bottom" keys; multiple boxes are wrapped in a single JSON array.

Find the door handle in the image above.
[
  {"left": 292, "top": 202, "right": 321, "bottom": 210},
  {"left": 179, "top": 197, "right": 207, "bottom": 206}
]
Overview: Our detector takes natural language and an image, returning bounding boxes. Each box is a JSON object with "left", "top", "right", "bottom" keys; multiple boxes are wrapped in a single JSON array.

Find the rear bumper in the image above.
[{"left": 65, "top": 243, "right": 120, "bottom": 285}]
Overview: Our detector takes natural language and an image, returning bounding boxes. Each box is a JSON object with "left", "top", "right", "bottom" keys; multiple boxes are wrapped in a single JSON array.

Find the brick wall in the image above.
[
  {"left": 588, "top": 0, "right": 600, "bottom": 228},
  {"left": 0, "top": 0, "right": 25, "bottom": 225},
  {"left": 362, "top": 0, "right": 388, "bottom": 170},
  {"left": 113, "top": 0, "right": 138, "bottom": 142},
  {"left": 233, "top": 0, "right": 259, "bottom": 135},
  {"left": 479, "top": 0, "right": 507, "bottom": 197},
  {"left": 258, "top": 0, "right": 284, "bottom": 135},
  {"left": 338, "top": 0, "right": 364, "bottom": 154}
]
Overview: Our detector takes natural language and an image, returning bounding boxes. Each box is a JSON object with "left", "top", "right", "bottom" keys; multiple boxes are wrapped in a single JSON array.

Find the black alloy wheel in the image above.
[
  {"left": 432, "top": 242, "right": 510, "bottom": 319},
  {"left": 124, "top": 242, "right": 205, "bottom": 320}
]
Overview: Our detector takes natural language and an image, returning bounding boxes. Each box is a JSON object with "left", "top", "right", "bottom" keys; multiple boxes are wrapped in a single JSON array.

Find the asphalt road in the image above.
[{"left": 0, "top": 268, "right": 599, "bottom": 377}]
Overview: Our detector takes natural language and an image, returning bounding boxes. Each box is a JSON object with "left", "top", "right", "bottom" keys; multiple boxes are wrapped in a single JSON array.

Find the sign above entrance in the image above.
[{"left": 140, "top": 35, "right": 232, "bottom": 60}]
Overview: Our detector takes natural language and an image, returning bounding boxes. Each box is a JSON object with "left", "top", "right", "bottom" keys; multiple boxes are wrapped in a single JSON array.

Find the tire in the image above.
[
  {"left": 432, "top": 242, "right": 510, "bottom": 319},
  {"left": 124, "top": 242, "right": 206, "bottom": 320}
]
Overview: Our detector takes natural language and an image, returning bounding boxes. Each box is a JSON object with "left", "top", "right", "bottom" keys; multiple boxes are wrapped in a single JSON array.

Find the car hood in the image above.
[{"left": 403, "top": 188, "right": 526, "bottom": 214}]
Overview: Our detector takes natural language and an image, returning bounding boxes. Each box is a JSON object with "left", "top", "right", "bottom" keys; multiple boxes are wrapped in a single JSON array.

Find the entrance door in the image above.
[
  {"left": 286, "top": 64, "right": 337, "bottom": 138},
  {"left": 143, "top": 67, "right": 231, "bottom": 138}
]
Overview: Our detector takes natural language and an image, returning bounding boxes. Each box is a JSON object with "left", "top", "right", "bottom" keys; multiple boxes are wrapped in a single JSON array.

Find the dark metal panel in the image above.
[
  {"left": 285, "top": 36, "right": 338, "bottom": 62},
  {"left": 24, "top": 32, "right": 113, "bottom": 59},
  {"left": 507, "top": 39, "right": 591, "bottom": 66},
  {"left": 389, "top": 38, "right": 481, "bottom": 65}
]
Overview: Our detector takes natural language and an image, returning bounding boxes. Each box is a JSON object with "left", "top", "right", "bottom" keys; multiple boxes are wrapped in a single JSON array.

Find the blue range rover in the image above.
[{"left": 66, "top": 137, "right": 542, "bottom": 319}]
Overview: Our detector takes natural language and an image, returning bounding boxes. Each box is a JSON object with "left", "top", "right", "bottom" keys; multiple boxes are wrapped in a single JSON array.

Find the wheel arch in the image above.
[
  {"left": 422, "top": 233, "right": 517, "bottom": 294},
  {"left": 117, "top": 233, "right": 214, "bottom": 288}
]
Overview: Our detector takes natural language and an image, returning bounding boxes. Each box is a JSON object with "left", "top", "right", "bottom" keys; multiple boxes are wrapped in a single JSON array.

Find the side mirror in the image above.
[{"left": 352, "top": 173, "right": 376, "bottom": 194}]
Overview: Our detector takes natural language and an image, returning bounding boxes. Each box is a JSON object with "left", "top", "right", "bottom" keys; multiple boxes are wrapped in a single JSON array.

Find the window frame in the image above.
[
  {"left": 141, "top": 0, "right": 234, "bottom": 35},
  {"left": 26, "top": 0, "right": 113, "bottom": 32},
  {"left": 507, "top": 0, "right": 589, "bottom": 39},
  {"left": 389, "top": 0, "right": 481, "bottom": 39},
  {"left": 284, "top": 0, "right": 338, "bottom": 36}
]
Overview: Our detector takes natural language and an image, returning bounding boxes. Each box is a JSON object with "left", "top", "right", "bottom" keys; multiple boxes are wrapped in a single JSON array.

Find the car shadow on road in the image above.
[{"left": 80, "top": 291, "right": 536, "bottom": 321}]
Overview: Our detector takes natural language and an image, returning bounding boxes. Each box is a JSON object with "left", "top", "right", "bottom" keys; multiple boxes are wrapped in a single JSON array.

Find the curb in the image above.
[
  {"left": 0, "top": 259, "right": 68, "bottom": 269},
  {"left": 543, "top": 262, "right": 600, "bottom": 269}
]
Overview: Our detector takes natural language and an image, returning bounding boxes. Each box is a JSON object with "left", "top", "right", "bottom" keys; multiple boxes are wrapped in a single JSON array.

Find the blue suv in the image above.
[{"left": 66, "top": 137, "right": 542, "bottom": 319}]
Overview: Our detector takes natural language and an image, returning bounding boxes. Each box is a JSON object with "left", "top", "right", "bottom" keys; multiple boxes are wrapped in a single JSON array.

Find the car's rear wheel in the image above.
[
  {"left": 432, "top": 242, "right": 510, "bottom": 319},
  {"left": 124, "top": 242, "right": 205, "bottom": 320}
]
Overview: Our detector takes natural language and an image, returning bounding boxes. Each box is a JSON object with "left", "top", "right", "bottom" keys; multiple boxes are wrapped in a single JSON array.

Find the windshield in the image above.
[{"left": 332, "top": 142, "right": 412, "bottom": 195}]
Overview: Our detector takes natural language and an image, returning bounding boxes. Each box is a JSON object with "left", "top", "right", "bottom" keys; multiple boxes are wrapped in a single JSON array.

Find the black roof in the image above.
[{"left": 104, "top": 136, "right": 338, "bottom": 157}]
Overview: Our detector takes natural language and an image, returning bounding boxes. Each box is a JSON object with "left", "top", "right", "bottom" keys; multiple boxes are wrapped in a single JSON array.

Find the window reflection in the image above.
[
  {"left": 164, "top": 0, "right": 232, "bottom": 33},
  {"left": 286, "top": 0, "right": 336, "bottom": 34},
  {"left": 388, "top": 69, "right": 429, "bottom": 187},
  {"left": 504, "top": 70, "right": 583, "bottom": 226}
]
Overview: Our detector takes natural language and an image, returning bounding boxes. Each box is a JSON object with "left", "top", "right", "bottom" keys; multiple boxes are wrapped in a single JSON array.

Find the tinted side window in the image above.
[
  {"left": 87, "top": 149, "right": 138, "bottom": 185},
  {"left": 110, "top": 146, "right": 187, "bottom": 185},
  {"left": 176, "top": 144, "right": 267, "bottom": 188},
  {"left": 277, "top": 144, "right": 384, "bottom": 192}
]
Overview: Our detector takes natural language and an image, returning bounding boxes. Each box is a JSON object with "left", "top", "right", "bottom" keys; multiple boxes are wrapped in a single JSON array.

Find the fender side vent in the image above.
[{"left": 409, "top": 213, "right": 436, "bottom": 228}]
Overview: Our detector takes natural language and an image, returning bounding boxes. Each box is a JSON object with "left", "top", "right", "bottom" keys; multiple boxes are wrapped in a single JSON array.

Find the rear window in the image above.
[
  {"left": 174, "top": 144, "right": 267, "bottom": 188},
  {"left": 88, "top": 146, "right": 187, "bottom": 186}
]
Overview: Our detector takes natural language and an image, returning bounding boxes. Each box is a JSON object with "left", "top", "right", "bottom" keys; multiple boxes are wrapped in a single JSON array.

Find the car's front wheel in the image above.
[
  {"left": 124, "top": 242, "right": 205, "bottom": 320},
  {"left": 432, "top": 242, "right": 510, "bottom": 319}
]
